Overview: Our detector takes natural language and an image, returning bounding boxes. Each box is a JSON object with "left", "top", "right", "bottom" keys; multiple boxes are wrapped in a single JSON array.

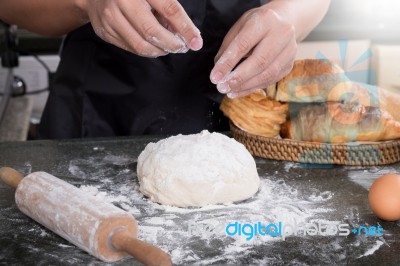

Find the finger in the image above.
[
  {"left": 221, "top": 29, "right": 296, "bottom": 93},
  {"left": 106, "top": 11, "right": 168, "bottom": 57},
  {"left": 121, "top": 1, "right": 188, "bottom": 53},
  {"left": 210, "top": 14, "right": 267, "bottom": 84},
  {"left": 213, "top": 20, "right": 243, "bottom": 64},
  {"left": 214, "top": 10, "right": 253, "bottom": 63},
  {"left": 226, "top": 87, "right": 264, "bottom": 99},
  {"left": 147, "top": 0, "right": 203, "bottom": 51},
  {"left": 227, "top": 46, "right": 296, "bottom": 98}
]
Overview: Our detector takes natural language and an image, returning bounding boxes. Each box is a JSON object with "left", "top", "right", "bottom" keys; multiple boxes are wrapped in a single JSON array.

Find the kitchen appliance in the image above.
[{"left": 0, "top": 21, "right": 19, "bottom": 126}]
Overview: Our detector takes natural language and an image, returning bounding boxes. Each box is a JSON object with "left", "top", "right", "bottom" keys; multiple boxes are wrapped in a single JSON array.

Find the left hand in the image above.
[{"left": 210, "top": 7, "right": 297, "bottom": 98}]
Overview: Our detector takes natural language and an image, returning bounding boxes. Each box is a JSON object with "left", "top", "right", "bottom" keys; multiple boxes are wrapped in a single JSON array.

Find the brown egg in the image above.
[{"left": 368, "top": 174, "right": 400, "bottom": 221}]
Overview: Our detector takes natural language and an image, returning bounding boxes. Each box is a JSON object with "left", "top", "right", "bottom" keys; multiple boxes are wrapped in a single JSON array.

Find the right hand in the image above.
[{"left": 81, "top": 0, "right": 203, "bottom": 57}]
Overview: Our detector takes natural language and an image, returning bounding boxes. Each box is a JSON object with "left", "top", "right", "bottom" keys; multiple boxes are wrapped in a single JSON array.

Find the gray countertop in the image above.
[{"left": 0, "top": 136, "right": 400, "bottom": 265}]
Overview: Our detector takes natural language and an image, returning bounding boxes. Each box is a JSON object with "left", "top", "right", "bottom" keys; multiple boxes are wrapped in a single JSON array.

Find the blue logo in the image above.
[
  {"left": 224, "top": 220, "right": 384, "bottom": 241},
  {"left": 316, "top": 40, "right": 376, "bottom": 85}
]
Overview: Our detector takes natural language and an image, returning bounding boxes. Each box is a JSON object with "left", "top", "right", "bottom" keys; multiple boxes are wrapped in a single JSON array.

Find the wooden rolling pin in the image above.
[{"left": 0, "top": 167, "right": 172, "bottom": 266}]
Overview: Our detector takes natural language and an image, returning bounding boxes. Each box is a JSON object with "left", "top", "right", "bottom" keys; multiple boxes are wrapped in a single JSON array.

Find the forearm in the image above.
[
  {"left": 264, "top": 0, "right": 331, "bottom": 41},
  {"left": 0, "top": 0, "right": 88, "bottom": 36}
]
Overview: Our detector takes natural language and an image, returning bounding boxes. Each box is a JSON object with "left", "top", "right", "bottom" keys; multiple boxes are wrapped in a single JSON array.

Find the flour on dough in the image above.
[{"left": 137, "top": 130, "right": 260, "bottom": 207}]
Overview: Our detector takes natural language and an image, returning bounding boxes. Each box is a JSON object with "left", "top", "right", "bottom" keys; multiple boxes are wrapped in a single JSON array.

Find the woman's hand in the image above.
[
  {"left": 210, "top": 6, "right": 297, "bottom": 98},
  {"left": 83, "top": 0, "right": 203, "bottom": 57}
]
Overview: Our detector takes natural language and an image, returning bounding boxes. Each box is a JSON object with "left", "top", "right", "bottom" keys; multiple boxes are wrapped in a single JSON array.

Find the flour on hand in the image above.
[{"left": 137, "top": 130, "right": 260, "bottom": 207}]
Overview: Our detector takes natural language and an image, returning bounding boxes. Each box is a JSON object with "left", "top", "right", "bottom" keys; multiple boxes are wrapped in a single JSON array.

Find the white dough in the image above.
[{"left": 137, "top": 130, "right": 260, "bottom": 207}]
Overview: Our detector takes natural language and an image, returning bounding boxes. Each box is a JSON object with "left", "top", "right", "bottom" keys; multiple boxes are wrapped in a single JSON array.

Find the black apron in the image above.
[{"left": 39, "top": 0, "right": 264, "bottom": 139}]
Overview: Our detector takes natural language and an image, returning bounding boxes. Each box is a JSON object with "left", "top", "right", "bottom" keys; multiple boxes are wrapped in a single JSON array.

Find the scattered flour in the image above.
[
  {"left": 69, "top": 155, "right": 388, "bottom": 265},
  {"left": 79, "top": 185, "right": 129, "bottom": 203},
  {"left": 347, "top": 166, "right": 397, "bottom": 190},
  {"left": 7, "top": 154, "right": 385, "bottom": 265},
  {"left": 58, "top": 243, "right": 73, "bottom": 248},
  {"left": 77, "top": 176, "right": 335, "bottom": 264},
  {"left": 308, "top": 191, "right": 334, "bottom": 202},
  {"left": 358, "top": 240, "right": 384, "bottom": 258},
  {"left": 284, "top": 161, "right": 302, "bottom": 172}
]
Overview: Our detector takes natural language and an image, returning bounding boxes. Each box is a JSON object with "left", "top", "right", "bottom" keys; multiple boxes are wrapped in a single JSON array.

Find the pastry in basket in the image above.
[
  {"left": 220, "top": 90, "right": 288, "bottom": 138},
  {"left": 267, "top": 59, "right": 400, "bottom": 122},
  {"left": 266, "top": 59, "right": 345, "bottom": 103},
  {"left": 280, "top": 102, "right": 400, "bottom": 143}
]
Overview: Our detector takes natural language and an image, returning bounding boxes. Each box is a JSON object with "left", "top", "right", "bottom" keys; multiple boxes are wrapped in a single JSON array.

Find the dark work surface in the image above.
[{"left": 0, "top": 136, "right": 400, "bottom": 265}]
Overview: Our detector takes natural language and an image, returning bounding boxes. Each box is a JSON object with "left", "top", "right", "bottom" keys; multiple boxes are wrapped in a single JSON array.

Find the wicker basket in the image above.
[{"left": 230, "top": 122, "right": 400, "bottom": 166}]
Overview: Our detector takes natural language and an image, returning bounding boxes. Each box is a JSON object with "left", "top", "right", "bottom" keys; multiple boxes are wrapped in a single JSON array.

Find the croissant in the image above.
[
  {"left": 266, "top": 59, "right": 346, "bottom": 102},
  {"left": 221, "top": 59, "right": 400, "bottom": 143},
  {"left": 220, "top": 90, "right": 288, "bottom": 138},
  {"left": 267, "top": 59, "right": 400, "bottom": 122},
  {"left": 281, "top": 102, "right": 400, "bottom": 143}
]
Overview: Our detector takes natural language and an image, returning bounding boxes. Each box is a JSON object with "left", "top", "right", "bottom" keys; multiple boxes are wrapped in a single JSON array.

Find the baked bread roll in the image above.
[
  {"left": 221, "top": 59, "right": 400, "bottom": 143},
  {"left": 281, "top": 102, "right": 400, "bottom": 143},
  {"left": 266, "top": 59, "right": 345, "bottom": 102},
  {"left": 220, "top": 90, "right": 288, "bottom": 138},
  {"left": 267, "top": 59, "right": 400, "bottom": 122}
]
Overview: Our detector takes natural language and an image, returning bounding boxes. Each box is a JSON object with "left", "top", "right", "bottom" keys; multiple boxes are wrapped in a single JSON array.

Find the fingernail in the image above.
[
  {"left": 214, "top": 52, "right": 222, "bottom": 63},
  {"left": 190, "top": 36, "right": 203, "bottom": 51},
  {"left": 173, "top": 34, "right": 188, "bottom": 53},
  {"left": 227, "top": 92, "right": 238, "bottom": 99},
  {"left": 211, "top": 71, "right": 224, "bottom": 84},
  {"left": 217, "top": 82, "right": 231, "bottom": 94},
  {"left": 178, "top": 45, "right": 189, "bottom": 53}
]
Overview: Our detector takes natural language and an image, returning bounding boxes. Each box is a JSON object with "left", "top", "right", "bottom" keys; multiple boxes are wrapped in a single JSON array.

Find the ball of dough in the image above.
[{"left": 137, "top": 130, "right": 260, "bottom": 207}]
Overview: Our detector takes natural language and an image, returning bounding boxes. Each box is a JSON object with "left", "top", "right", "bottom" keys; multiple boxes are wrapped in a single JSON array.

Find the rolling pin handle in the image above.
[
  {"left": 111, "top": 228, "right": 172, "bottom": 266},
  {"left": 0, "top": 167, "right": 23, "bottom": 189}
]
